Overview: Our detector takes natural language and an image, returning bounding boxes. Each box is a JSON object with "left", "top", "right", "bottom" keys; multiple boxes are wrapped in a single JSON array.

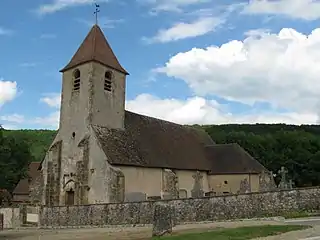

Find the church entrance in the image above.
[{"left": 65, "top": 189, "right": 75, "bottom": 205}]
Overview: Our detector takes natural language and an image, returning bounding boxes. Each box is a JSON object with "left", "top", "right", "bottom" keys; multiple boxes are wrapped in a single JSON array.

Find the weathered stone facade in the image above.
[
  {"left": 39, "top": 186, "right": 320, "bottom": 228},
  {"left": 45, "top": 141, "right": 62, "bottom": 206},
  {"left": 109, "top": 167, "right": 125, "bottom": 203},
  {"left": 29, "top": 172, "right": 44, "bottom": 205}
]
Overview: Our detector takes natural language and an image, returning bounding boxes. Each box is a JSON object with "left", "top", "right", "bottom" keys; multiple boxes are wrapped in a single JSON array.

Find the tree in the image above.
[{"left": 0, "top": 126, "right": 34, "bottom": 192}]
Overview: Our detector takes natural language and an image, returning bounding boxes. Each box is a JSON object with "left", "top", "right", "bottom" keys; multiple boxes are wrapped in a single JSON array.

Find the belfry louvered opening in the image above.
[
  {"left": 104, "top": 71, "right": 112, "bottom": 92},
  {"left": 73, "top": 69, "right": 81, "bottom": 91}
]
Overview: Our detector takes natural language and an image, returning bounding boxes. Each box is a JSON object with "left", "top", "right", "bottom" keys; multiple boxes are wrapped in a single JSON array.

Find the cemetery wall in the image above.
[
  {"left": 0, "top": 207, "right": 21, "bottom": 229},
  {"left": 39, "top": 187, "right": 320, "bottom": 228}
]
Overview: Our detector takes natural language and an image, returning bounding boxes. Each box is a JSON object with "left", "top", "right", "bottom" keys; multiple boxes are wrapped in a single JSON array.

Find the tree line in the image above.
[{"left": 1, "top": 124, "right": 320, "bottom": 193}]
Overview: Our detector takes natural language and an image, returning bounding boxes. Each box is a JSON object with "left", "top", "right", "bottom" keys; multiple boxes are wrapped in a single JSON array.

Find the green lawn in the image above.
[{"left": 152, "top": 225, "right": 309, "bottom": 240}]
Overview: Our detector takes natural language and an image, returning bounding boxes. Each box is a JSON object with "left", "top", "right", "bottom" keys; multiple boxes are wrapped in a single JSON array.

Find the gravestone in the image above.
[
  {"left": 259, "top": 170, "right": 277, "bottom": 192},
  {"left": 278, "top": 166, "right": 289, "bottom": 190},
  {"left": 152, "top": 203, "right": 174, "bottom": 237},
  {"left": 191, "top": 171, "right": 204, "bottom": 198},
  {"left": 162, "top": 169, "right": 179, "bottom": 199},
  {"left": 125, "top": 192, "right": 147, "bottom": 202},
  {"left": 238, "top": 178, "right": 250, "bottom": 194}
]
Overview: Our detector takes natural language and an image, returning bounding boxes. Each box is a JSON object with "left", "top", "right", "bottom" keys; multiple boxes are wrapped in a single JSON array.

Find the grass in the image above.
[
  {"left": 152, "top": 225, "right": 309, "bottom": 240},
  {"left": 282, "top": 210, "right": 320, "bottom": 219}
]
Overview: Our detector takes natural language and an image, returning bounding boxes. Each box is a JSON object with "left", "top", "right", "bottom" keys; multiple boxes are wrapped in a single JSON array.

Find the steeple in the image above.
[{"left": 60, "top": 24, "right": 128, "bottom": 75}]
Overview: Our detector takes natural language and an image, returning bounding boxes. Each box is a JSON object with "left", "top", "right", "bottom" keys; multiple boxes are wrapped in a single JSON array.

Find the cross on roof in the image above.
[{"left": 94, "top": 3, "right": 100, "bottom": 25}]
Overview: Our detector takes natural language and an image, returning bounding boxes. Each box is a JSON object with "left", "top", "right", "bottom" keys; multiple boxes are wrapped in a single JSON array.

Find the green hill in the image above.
[
  {"left": 3, "top": 124, "right": 320, "bottom": 188},
  {"left": 3, "top": 129, "right": 56, "bottom": 162}
]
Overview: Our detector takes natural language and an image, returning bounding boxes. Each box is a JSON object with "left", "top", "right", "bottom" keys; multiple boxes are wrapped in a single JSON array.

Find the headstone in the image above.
[
  {"left": 278, "top": 166, "right": 289, "bottom": 190},
  {"left": 162, "top": 169, "right": 179, "bottom": 199},
  {"left": 259, "top": 170, "right": 277, "bottom": 192},
  {"left": 125, "top": 192, "right": 147, "bottom": 202},
  {"left": 152, "top": 203, "right": 174, "bottom": 237},
  {"left": 148, "top": 196, "right": 162, "bottom": 201},
  {"left": 191, "top": 171, "right": 204, "bottom": 198},
  {"left": 238, "top": 178, "right": 251, "bottom": 194},
  {"left": 178, "top": 189, "right": 188, "bottom": 199}
]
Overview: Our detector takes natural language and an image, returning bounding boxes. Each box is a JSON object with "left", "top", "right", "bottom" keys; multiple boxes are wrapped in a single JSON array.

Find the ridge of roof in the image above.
[{"left": 60, "top": 24, "right": 128, "bottom": 75}]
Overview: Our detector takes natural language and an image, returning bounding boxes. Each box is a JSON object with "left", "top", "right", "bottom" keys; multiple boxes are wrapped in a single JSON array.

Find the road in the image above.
[{"left": 256, "top": 217, "right": 320, "bottom": 240}]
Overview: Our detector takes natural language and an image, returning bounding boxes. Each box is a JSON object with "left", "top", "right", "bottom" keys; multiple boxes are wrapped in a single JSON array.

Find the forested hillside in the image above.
[
  {"left": 3, "top": 129, "right": 56, "bottom": 162},
  {"left": 2, "top": 124, "right": 320, "bottom": 192}
]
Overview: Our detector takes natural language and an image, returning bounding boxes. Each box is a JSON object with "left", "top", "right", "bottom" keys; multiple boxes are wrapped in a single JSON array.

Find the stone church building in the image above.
[{"left": 17, "top": 24, "right": 275, "bottom": 206}]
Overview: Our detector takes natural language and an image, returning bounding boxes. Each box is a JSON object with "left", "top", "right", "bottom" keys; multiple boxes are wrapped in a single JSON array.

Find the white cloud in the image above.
[
  {"left": 0, "top": 114, "right": 25, "bottom": 124},
  {"left": 139, "top": 0, "right": 209, "bottom": 13},
  {"left": 144, "top": 17, "right": 224, "bottom": 43},
  {"left": 243, "top": 0, "right": 320, "bottom": 21},
  {"left": 33, "top": 111, "right": 60, "bottom": 129},
  {"left": 19, "top": 62, "right": 38, "bottom": 68},
  {"left": 126, "top": 94, "right": 317, "bottom": 125},
  {"left": 0, "top": 27, "right": 13, "bottom": 36},
  {"left": 76, "top": 17, "right": 124, "bottom": 29},
  {"left": 36, "top": 0, "right": 108, "bottom": 15},
  {"left": 0, "top": 80, "right": 17, "bottom": 107},
  {"left": 40, "top": 94, "right": 61, "bottom": 108},
  {"left": 156, "top": 27, "right": 320, "bottom": 118},
  {"left": 40, "top": 34, "right": 57, "bottom": 39}
]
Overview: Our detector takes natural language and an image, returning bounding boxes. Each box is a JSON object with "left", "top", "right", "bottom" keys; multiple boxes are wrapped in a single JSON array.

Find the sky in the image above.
[{"left": 2, "top": 0, "right": 320, "bottom": 130}]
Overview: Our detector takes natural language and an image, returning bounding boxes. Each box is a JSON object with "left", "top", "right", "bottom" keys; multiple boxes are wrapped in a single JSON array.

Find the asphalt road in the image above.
[
  {"left": 284, "top": 217, "right": 320, "bottom": 240},
  {"left": 285, "top": 217, "right": 320, "bottom": 226}
]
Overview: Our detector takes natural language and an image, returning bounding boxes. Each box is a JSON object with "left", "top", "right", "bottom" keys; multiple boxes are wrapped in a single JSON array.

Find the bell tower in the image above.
[{"left": 58, "top": 24, "right": 129, "bottom": 131}]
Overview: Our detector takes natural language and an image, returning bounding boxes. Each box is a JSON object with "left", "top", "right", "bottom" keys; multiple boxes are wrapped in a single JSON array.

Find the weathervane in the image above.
[{"left": 94, "top": 3, "right": 100, "bottom": 25}]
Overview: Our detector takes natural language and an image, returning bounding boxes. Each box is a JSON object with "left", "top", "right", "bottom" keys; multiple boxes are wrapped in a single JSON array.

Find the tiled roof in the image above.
[
  {"left": 205, "top": 143, "right": 267, "bottom": 174},
  {"left": 93, "top": 111, "right": 214, "bottom": 170},
  {"left": 60, "top": 24, "right": 128, "bottom": 74},
  {"left": 13, "top": 162, "right": 40, "bottom": 195}
]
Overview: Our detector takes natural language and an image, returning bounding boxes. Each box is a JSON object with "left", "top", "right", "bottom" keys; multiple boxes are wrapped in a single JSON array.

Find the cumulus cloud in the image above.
[
  {"left": 242, "top": 0, "right": 320, "bottom": 21},
  {"left": 40, "top": 93, "right": 61, "bottom": 108},
  {"left": 76, "top": 17, "right": 124, "bottom": 29},
  {"left": 156, "top": 27, "right": 320, "bottom": 118},
  {"left": 33, "top": 112, "right": 60, "bottom": 129},
  {"left": 0, "top": 114, "right": 25, "bottom": 124},
  {"left": 138, "top": 0, "right": 209, "bottom": 13},
  {"left": 126, "top": 94, "right": 317, "bottom": 125},
  {"left": 36, "top": 0, "right": 108, "bottom": 15},
  {"left": 144, "top": 17, "right": 224, "bottom": 43},
  {"left": 0, "top": 27, "right": 13, "bottom": 36},
  {"left": 0, "top": 80, "right": 17, "bottom": 107}
]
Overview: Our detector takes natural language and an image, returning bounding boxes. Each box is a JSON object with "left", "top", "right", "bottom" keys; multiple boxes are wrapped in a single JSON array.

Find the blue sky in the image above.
[{"left": 1, "top": 0, "right": 320, "bottom": 129}]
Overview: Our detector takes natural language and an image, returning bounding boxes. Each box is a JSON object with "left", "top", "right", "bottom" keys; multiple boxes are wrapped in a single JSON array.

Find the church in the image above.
[{"left": 17, "top": 24, "right": 275, "bottom": 206}]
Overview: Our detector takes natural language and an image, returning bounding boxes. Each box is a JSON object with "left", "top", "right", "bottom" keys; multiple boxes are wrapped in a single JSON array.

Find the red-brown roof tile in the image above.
[{"left": 60, "top": 24, "right": 128, "bottom": 75}]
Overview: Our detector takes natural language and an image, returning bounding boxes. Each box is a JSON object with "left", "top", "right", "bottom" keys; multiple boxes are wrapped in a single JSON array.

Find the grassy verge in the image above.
[
  {"left": 282, "top": 210, "right": 320, "bottom": 219},
  {"left": 152, "top": 225, "right": 309, "bottom": 240}
]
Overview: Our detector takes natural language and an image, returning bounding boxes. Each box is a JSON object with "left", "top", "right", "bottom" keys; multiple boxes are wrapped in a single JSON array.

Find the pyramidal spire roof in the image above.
[{"left": 60, "top": 24, "right": 128, "bottom": 75}]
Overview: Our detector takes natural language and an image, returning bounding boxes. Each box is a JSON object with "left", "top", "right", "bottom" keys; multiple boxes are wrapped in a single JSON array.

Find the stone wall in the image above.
[
  {"left": 0, "top": 207, "right": 21, "bottom": 229},
  {"left": 39, "top": 187, "right": 320, "bottom": 228}
]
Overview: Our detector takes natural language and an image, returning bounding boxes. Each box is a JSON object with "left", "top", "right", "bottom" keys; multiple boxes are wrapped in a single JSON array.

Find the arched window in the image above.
[
  {"left": 73, "top": 69, "right": 81, "bottom": 91},
  {"left": 104, "top": 71, "right": 112, "bottom": 92}
]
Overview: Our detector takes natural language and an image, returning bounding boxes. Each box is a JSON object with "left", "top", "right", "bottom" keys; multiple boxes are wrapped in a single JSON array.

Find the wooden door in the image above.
[{"left": 66, "top": 190, "right": 75, "bottom": 206}]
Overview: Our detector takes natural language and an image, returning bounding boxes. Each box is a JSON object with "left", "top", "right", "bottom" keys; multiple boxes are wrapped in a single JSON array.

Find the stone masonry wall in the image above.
[{"left": 39, "top": 187, "right": 320, "bottom": 228}]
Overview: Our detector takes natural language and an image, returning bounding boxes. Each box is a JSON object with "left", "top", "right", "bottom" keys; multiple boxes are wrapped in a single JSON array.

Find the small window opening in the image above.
[
  {"left": 73, "top": 69, "right": 81, "bottom": 91},
  {"left": 224, "top": 181, "right": 228, "bottom": 184},
  {"left": 104, "top": 71, "right": 112, "bottom": 92},
  {"left": 72, "top": 132, "right": 76, "bottom": 138}
]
